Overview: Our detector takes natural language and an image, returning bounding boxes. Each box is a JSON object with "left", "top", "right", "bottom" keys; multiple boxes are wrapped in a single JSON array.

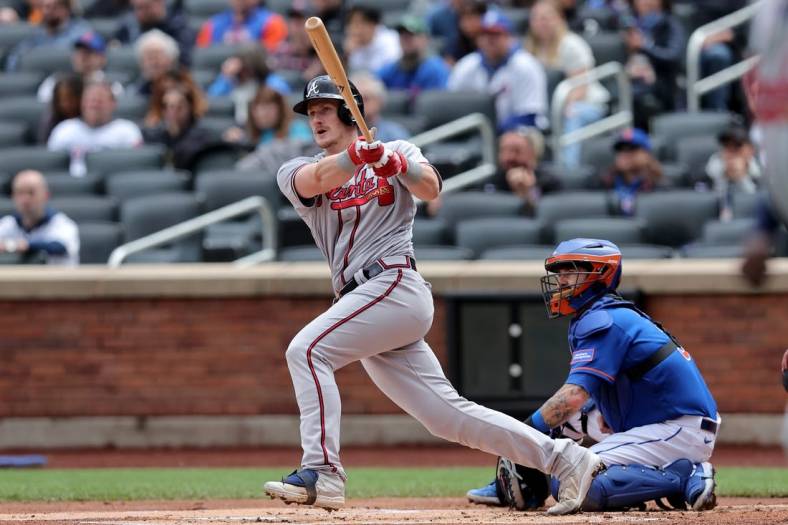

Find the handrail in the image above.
[
  {"left": 550, "top": 61, "right": 632, "bottom": 165},
  {"left": 108, "top": 195, "right": 277, "bottom": 267},
  {"left": 686, "top": 1, "right": 763, "bottom": 113}
]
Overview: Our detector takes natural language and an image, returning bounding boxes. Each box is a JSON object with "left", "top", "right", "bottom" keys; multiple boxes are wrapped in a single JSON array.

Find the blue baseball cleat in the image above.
[
  {"left": 466, "top": 479, "right": 502, "bottom": 506},
  {"left": 686, "top": 462, "right": 716, "bottom": 511}
]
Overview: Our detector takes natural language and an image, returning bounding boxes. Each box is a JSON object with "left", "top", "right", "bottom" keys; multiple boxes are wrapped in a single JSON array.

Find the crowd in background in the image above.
[{"left": 0, "top": 0, "right": 766, "bottom": 265}]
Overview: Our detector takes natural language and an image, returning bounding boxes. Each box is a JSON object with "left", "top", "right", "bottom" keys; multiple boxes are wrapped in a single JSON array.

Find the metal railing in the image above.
[
  {"left": 686, "top": 1, "right": 763, "bottom": 113},
  {"left": 550, "top": 61, "right": 632, "bottom": 165},
  {"left": 108, "top": 195, "right": 277, "bottom": 267}
]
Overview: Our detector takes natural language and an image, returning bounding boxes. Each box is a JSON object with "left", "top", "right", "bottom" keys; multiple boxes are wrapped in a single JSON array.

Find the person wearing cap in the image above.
[
  {"left": 36, "top": 31, "right": 124, "bottom": 104},
  {"left": 268, "top": 3, "right": 323, "bottom": 82},
  {"left": 114, "top": 0, "right": 195, "bottom": 66},
  {"left": 597, "top": 128, "right": 663, "bottom": 216},
  {"left": 447, "top": 9, "right": 547, "bottom": 133},
  {"left": 349, "top": 71, "right": 410, "bottom": 143},
  {"left": 343, "top": 4, "right": 401, "bottom": 74},
  {"left": 375, "top": 15, "right": 450, "bottom": 93},
  {"left": 196, "top": 0, "right": 286, "bottom": 53},
  {"left": 704, "top": 126, "right": 762, "bottom": 221}
]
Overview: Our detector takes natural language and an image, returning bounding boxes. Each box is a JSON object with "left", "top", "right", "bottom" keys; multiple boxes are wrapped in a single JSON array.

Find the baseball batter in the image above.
[
  {"left": 263, "top": 75, "right": 604, "bottom": 515},
  {"left": 467, "top": 238, "right": 720, "bottom": 512}
]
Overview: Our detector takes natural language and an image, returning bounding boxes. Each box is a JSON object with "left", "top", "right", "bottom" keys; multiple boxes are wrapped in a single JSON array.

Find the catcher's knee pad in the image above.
[{"left": 579, "top": 462, "right": 689, "bottom": 511}]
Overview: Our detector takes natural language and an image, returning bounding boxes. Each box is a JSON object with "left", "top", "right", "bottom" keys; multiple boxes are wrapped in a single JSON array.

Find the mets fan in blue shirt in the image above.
[{"left": 467, "top": 238, "right": 720, "bottom": 513}]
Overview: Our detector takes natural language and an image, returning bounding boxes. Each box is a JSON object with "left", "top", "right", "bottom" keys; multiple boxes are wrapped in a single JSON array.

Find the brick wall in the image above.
[{"left": 0, "top": 293, "right": 781, "bottom": 418}]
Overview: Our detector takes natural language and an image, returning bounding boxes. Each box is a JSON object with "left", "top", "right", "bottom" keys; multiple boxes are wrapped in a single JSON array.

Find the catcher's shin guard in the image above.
[{"left": 496, "top": 457, "right": 549, "bottom": 510}]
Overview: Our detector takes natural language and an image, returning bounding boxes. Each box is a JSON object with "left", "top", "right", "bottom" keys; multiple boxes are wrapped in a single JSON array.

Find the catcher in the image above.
[{"left": 467, "top": 238, "right": 720, "bottom": 512}]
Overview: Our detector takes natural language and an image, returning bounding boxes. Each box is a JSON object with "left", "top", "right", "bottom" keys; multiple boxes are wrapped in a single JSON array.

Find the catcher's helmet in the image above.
[
  {"left": 292, "top": 74, "right": 364, "bottom": 127},
  {"left": 540, "top": 238, "right": 622, "bottom": 318}
]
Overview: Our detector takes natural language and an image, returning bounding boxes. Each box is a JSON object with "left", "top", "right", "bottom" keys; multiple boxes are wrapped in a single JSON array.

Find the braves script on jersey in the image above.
[{"left": 278, "top": 140, "right": 421, "bottom": 293}]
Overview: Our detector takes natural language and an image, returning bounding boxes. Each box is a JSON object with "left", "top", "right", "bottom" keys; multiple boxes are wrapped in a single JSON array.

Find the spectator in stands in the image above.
[
  {"left": 268, "top": 4, "right": 323, "bottom": 84},
  {"left": 0, "top": 170, "right": 79, "bottom": 265},
  {"left": 196, "top": 0, "right": 287, "bottom": 53},
  {"left": 623, "top": 0, "right": 685, "bottom": 130},
  {"left": 311, "top": 0, "right": 346, "bottom": 46},
  {"left": 37, "top": 73, "right": 82, "bottom": 143},
  {"left": 143, "top": 69, "right": 203, "bottom": 126},
  {"left": 343, "top": 4, "right": 401, "bottom": 73},
  {"left": 0, "top": 0, "right": 43, "bottom": 24},
  {"left": 526, "top": 0, "right": 610, "bottom": 168},
  {"left": 376, "top": 15, "right": 450, "bottom": 94},
  {"left": 207, "top": 44, "right": 290, "bottom": 125},
  {"left": 37, "top": 32, "right": 124, "bottom": 104},
  {"left": 47, "top": 80, "right": 143, "bottom": 177},
  {"left": 438, "top": 0, "right": 486, "bottom": 66},
  {"left": 143, "top": 80, "right": 221, "bottom": 171},
  {"left": 448, "top": 9, "right": 548, "bottom": 132},
  {"left": 5, "top": 0, "right": 91, "bottom": 71},
  {"left": 597, "top": 127, "right": 663, "bottom": 215},
  {"left": 114, "top": 0, "right": 195, "bottom": 66},
  {"left": 84, "top": 0, "right": 130, "bottom": 19},
  {"left": 132, "top": 28, "right": 180, "bottom": 97},
  {"left": 223, "top": 85, "right": 311, "bottom": 147},
  {"left": 705, "top": 125, "right": 762, "bottom": 221},
  {"left": 350, "top": 72, "right": 410, "bottom": 142}
]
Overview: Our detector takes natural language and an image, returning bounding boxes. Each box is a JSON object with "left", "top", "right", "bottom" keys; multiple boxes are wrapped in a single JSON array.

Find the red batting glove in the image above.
[
  {"left": 372, "top": 148, "right": 407, "bottom": 178},
  {"left": 346, "top": 137, "right": 385, "bottom": 165}
]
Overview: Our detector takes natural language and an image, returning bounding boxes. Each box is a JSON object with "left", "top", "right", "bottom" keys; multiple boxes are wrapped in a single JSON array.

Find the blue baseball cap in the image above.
[
  {"left": 614, "top": 127, "right": 651, "bottom": 152},
  {"left": 74, "top": 32, "right": 106, "bottom": 54},
  {"left": 480, "top": 9, "right": 513, "bottom": 34}
]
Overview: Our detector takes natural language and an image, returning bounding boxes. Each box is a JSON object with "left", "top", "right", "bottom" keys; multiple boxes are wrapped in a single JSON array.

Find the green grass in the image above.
[{"left": 0, "top": 467, "right": 784, "bottom": 502}]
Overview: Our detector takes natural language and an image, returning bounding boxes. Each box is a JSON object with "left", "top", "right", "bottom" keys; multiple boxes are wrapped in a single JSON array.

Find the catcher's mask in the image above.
[
  {"left": 540, "top": 238, "right": 622, "bottom": 318},
  {"left": 292, "top": 74, "right": 364, "bottom": 127}
]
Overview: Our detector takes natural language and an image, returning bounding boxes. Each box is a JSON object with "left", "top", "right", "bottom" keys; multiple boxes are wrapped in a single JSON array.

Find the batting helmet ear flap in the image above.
[{"left": 293, "top": 74, "right": 365, "bottom": 126}]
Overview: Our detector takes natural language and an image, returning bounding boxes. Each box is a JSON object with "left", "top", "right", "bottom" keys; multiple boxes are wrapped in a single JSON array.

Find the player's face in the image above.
[
  {"left": 557, "top": 267, "right": 588, "bottom": 288},
  {"left": 307, "top": 100, "right": 349, "bottom": 152}
]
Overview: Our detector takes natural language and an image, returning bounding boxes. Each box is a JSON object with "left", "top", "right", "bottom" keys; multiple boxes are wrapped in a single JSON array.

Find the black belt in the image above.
[
  {"left": 625, "top": 340, "right": 677, "bottom": 381},
  {"left": 700, "top": 418, "right": 718, "bottom": 434},
  {"left": 338, "top": 256, "right": 416, "bottom": 298}
]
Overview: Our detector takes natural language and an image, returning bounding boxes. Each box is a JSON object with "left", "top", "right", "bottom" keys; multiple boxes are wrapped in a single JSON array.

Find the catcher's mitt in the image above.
[{"left": 495, "top": 457, "right": 549, "bottom": 511}]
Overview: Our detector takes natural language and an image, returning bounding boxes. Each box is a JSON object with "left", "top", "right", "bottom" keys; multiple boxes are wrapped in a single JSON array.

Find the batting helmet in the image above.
[
  {"left": 292, "top": 75, "right": 364, "bottom": 127},
  {"left": 540, "top": 238, "right": 622, "bottom": 318}
]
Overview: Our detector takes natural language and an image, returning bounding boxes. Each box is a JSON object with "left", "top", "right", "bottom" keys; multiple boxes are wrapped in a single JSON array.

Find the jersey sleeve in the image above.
[
  {"left": 277, "top": 156, "right": 318, "bottom": 214},
  {"left": 565, "top": 312, "right": 631, "bottom": 395}
]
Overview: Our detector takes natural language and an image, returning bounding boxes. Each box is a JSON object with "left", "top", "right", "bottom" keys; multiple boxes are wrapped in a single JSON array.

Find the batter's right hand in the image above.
[{"left": 347, "top": 137, "right": 385, "bottom": 166}]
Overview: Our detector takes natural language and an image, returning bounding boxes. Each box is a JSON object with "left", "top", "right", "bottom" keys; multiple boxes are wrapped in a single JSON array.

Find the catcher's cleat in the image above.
[
  {"left": 263, "top": 468, "right": 345, "bottom": 510},
  {"left": 466, "top": 480, "right": 502, "bottom": 506},
  {"left": 547, "top": 448, "right": 605, "bottom": 515},
  {"left": 686, "top": 462, "right": 716, "bottom": 511}
]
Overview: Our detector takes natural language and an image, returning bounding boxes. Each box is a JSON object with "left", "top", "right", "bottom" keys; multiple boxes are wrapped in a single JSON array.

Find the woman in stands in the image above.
[
  {"left": 38, "top": 74, "right": 83, "bottom": 143},
  {"left": 224, "top": 85, "right": 311, "bottom": 147},
  {"left": 525, "top": 0, "right": 609, "bottom": 168}
]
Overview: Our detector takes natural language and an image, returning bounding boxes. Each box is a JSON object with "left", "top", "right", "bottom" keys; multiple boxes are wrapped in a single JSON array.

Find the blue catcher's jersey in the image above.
[{"left": 565, "top": 295, "right": 717, "bottom": 433}]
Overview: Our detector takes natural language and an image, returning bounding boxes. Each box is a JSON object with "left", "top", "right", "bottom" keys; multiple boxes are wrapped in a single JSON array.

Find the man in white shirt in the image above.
[
  {"left": 47, "top": 80, "right": 143, "bottom": 177},
  {"left": 0, "top": 170, "right": 79, "bottom": 266},
  {"left": 448, "top": 9, "right": 547, "bottom": 132},
  {"left": 343, "top": 4, "right": 401, "bottom": 73}
]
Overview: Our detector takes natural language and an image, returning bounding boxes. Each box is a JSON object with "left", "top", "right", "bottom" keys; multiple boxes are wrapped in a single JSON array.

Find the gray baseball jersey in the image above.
[
  {"left": 277, "top": 139, "right": 591, "bottom": 486},
  {"left": 277, "top": 140, "right": 421, "bottom": 293}
]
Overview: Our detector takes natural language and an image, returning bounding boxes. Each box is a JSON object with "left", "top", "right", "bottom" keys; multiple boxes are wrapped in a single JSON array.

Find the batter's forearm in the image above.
[
  {"left": 399, "top": 163, "right": 441, "bottom": 201},
  {"left": 295, "top": 152, "right": 357, "bottom": 198},
  {"left": 539, "top": 383, "right": 590, "bottom": 429}
]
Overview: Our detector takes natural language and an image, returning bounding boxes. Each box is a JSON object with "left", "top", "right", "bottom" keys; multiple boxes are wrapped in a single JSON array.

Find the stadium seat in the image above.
[
  {"left": 78, "top": 222, "right": 124, "bottom": 264},
  {"left": 106, "top": 46, "right": 140, "bottom": 76},
  {"left": 0, "top": 97, "right": 45, "bottom": 142},
  {"left": 114, "top": 95, "right": 149, "bottom": 121},
  {"left": 731, "top": 191, "right": 760, "bottom": 219},
  {"left": 0, "top": 196, "right": 15, "bottom": 216},
  {"left": 577, "top": 6, "right": 620, "bottom": 31},
  {"left": 193, "top": 44, "right": 240, "bottom": 71},
  {"left": 0, "top": 23, "right": 36, "bottom": 51},
  {"left": 435, "top": 191, "right": 524, "bottom": 234},
  {"left": 51, "top": 195, "right": 118, "bottom": 222},
  {"left": 554, "top": 217, "right": 645, "bottom": 245},
  {"left": 480, "top": 244, "right": 554, "bottom": 261},
  {"left": 44, "top": 172, "right": 101, "bottom": 195},
  {"left": 205, "top": 96, "right": 234, "bottom": 118},
  {"left": 680, "top": 244, "right": 744, "bottom": 258},
  {"left": 545, "top": 68, "right": 565, "bottom": 106},
  {"left": 0, "top": 120, "right": 28, "bottom": 147},
  {"left": 537, "top": 162, "right": 597, "bottom": 190},
  {"left": 455, "top": 217, "right": 544, "bottom": 258},
  {"left": 414, "top": 245, "right": 475, "bottom": 261},
  {"left": 423, "top": 139, "right": 481, "bottom": 178},
  {"left": 278, "top": 69, "right": 307, "bottom": 93},
  {"left": 413, "top": 217, "right": 450, "bottom": 246},
  {"left": 660, "top": 162, "right": 689, "bottom": 188},
  {"left": 120, "top": 192, "right": 203, "bottom": 263},
  {"left": 0, "top": 172, "right": 12, "bottom": 194},
  {"left": 382, "top": 89, "right": 410, "bottom": 116},
  {"left": 584, "top": 31, "right": 627, "bottom": 66},
  {"left": 675, "top": 136, "right": 718, "bottom": 181},
  {"left": 18, "top": 46, "right": 72, "bottom": 74},
  {"left": 105, "top": 170, "right": 190, "bottom": 200},
  {"left": 701, "top": 218, "right": 755, "bottom": 245},
  {"left": 651, "top": 112, "right": 737, "bottom": 159},
  {"left": 191, "top": 144, "right": 244, "bottom": 172},
  {"left": 414, "top": 90, "right": 496, "bottom": 130},
  {"left": 89, "top": 18, "right": 120, "bottom": 40},
  {"left": 0, "top": 72, "right": 43, "bottom": 98},
  {"left": 0, "top": 146, "right": 69, "bottom": 174},
  {"left": 85, "top": 145, "right": 166, "bottom": 176},
  {"left": 184, "top": 0, "right": 228, "bottom": 17},
  {"left": 278, "top": 245, "right": 325, "bottom": 262},
  {"left": 199, "top": 116, "right": 236, "bottom": 136},
  {"left": 191, "top": 68, "right": 215, "bottom": 89},
  {"left": 618, "top": 243, "right": 674, "bottom": 259},
  {"left": 578, "top": 134, "right": 616, "bottom": 173},
  {"left": 536, "top": 191, "right": 612, "bottom": 240},
  {"left": 277, "top": 206, "right": 313, "bottom": 249},
  {"left": 634, "top": 191, "right": 719, "bottom": 247},
  {"left": 387, "top": 114, "right": 427, "bottom": 135}
]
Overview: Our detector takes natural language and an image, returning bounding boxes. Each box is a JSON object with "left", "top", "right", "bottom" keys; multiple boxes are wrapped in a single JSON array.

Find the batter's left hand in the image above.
[{"left": 372, "top": 148, "right": 407, "bottom": 178}]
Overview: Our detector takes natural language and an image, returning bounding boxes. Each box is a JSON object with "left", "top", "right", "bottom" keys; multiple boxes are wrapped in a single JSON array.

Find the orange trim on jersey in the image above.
[
  {"left": 195, "top": 23, "right": 212, "bottom": 48},
  {"left": 572, "top": 366, "right": 616, "bottom": 383},
  {"left": 261, "top": 13, "right": 288, "bottom": 51}
]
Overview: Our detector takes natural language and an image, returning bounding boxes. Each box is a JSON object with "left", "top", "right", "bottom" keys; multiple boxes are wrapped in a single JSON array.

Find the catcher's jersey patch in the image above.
[{"left": 571, "top": 349, "right": 595, "bottom": 364}]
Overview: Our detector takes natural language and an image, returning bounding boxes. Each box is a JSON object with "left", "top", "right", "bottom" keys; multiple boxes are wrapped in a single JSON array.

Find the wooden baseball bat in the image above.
[{"left": 304, "top": 16, "right": 374, "bottom": 142}]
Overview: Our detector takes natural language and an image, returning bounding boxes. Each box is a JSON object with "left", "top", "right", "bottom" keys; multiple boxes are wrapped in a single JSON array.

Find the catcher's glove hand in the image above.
[{"left": 495, "top": 457, "right": 549, "bottom": 511}]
